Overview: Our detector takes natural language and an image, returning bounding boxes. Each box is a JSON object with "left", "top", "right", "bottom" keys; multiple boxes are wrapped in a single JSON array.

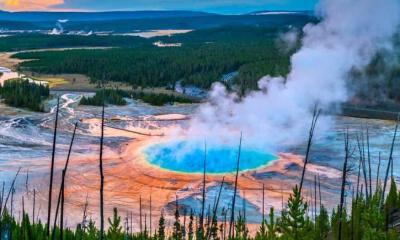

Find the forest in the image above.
[
  {"left": 0, "top": 79, "right": 50, "bottom": 112},
  {"left": 80, "top": 89, "right": 196, "bottom": 106},
  {"left": 13, "top": 27, "right": 292, "bottom": 91},
  {"left": 0, "top": 34, "right": 148, "bottom": 52}
]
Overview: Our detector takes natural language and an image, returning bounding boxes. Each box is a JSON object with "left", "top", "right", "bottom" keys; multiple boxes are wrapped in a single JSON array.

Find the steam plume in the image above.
[{"left": 183, "top": 0, "right": 400, "bottom": 150}]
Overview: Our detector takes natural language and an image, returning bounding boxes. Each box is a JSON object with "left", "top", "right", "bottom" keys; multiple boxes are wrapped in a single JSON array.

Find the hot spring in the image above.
[{"left": 144, "top": 140, "right": 277, "bottom": 174}]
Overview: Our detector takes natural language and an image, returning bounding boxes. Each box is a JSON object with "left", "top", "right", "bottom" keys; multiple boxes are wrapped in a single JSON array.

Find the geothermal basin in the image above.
[{"left": 144, "top": 140, "right": 277, "bottom": 174}]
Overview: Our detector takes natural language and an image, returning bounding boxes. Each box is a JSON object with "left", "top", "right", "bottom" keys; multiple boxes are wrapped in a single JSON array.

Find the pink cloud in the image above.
[{"left": 1, "top": 0, "right": 64, "bottom": 11}]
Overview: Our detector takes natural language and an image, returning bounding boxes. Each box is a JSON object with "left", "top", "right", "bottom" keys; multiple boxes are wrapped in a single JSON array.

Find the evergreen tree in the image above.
[
  {"left": 280, "top": 185, "right": 312, "bottom": 240},
  {"left": 173, "top": 199, "right": 182, "bottom": 240},
  {"left": 158, "top": 211, "right": 166, "bottom": 240},
  {"left": 107, "top": 208, "right": 123, "bottom": 240},
  {"left": 314, "top": 206, "right": 329, "bottom": 240},
  {"left": 188, "top": 210, "right": 194, "bottom": 240}
]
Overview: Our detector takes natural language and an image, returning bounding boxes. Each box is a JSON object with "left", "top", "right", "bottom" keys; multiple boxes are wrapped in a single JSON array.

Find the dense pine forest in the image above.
[
  {"left": 0, "top": 34, "right": 148, "bottom": 52},
  {"left": 11, "top": 27, "right": 292, "bottom": 91},
  {"left": 80, "top": 89, "right": 196, "bottom": 106},
  {"left": 0, "top": 79, "right": 49, "bottom": 111}
]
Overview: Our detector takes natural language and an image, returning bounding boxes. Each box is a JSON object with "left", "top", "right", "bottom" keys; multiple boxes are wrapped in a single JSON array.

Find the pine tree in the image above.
[
  {"left": 280, "top": 185, "right": 312, "bottom": 240},
  {"left": 107, "top": 208, "right": 123, "bottom": 240},
  {"left": 188, "top": 210, "right": 194, "bottom": 240},
  {"left": 85, "top": 220, "right": 99, "bottom": 240},
  {"left": 158, "top": 211, "right": 166, "bottom": 240},
  {"left": 385, "top": 178, "right": 398, "bottom": 229},
  {"left": 314, "top": 205, "right": 329, "bottom": 240},
  {"left": 173, "top": 198, "right": 182, "bottom": 240},
  {"left": 235, "top": 212, "right": 248, "bottom": 240}
]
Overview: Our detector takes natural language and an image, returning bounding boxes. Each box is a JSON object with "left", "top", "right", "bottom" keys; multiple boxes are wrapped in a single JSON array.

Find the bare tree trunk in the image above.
[
  {"left": 299, "top": 107, "right": 320, "bottom": 193},
  {"left": 381, "top": 116, "right": 399, "bottom": 207},
  {"left": 33, "top": 189, "right": 36, "bottom": 225},
  {"left": 52, "top": 122, "right": 78, "bottom": 239},
  {"left": 0, "top": 182, "right": 4, "bottom": 216},
  {"left": 338, "top": 132, "right": 350, "bottom": 240},
  {"left": 207, "top": 177, "right": 225, "bottom": 240},
  {"left": 47, "top": 97, "right": 60, "bottom": 236},
  {"left": 367, "top": 127, "right": 372, "bottom": 198},
  {"left": 99, "top": 95, "right": 105, "bottom": 240},
  {"left": 0, "top": 168, "right": 21, "bottom": 237},
  {"left": 357, "top": 134, "right": 369, "bottom": 199},
  {"left": 200, "top": 141, "right": 207, "bottom": 238},
  {"left": 150, "top": 195, "right": 152, "bottom": 237},
  {"left": 262, "top": 183, "right": 265, "bottom": 222},
  {"left": 60, "top": 183, "right": 65, "bottom": 240},
  {"left": 318, "top": 174, "right": 322, "bottom": 209},
  {"left": 1, "top": 168, "right": 21, "bottom": 217},
  {"left": 229, "top": 133, "right": 242, "bottom": 239},
  {"left": 130, "top": 211, "right": 133, "bottom": 236},
  {"left": 314, "top": 175, "right": 317, "bottom": 222},
  {"left": 376, "top": 152, "right": 381, "bottom": 190},
  {"left": 140, "top": 196, "right": 143, "bottom": 233},
  {"left": 356, "top": 155, "right": 361, "bottom": 201}
]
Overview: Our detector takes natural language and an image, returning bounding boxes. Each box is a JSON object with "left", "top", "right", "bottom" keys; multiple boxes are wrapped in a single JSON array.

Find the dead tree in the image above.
[
  {"left": 338, "top": 131, "right": 350, "bottom": 240},
  {"left": 262, "top": 183, "right": 265, "bottom": 222},
  {"left": 299, "top": 107, "right": 320, "bottom": 193},
  {"left": 376, "top": 152, "right": 381, "bottom": 189},
  {"left": 99, "top": 93, "right": 105, "bottom": 240},
  {"left": 33, "top": 189, "right": 36, "bottom": 225},
  {"left": 207, "top": 176, "right": 225, "bottom": 240},
  {"left": 200, "top": 141, "right": 207, "bottom": 238},
  {"left": 318, "top": 174, "right": 322, "bottom": 209},
  {"left": 1, "top": 167, "right": 21, "bottom": 217},
  {"left": 314, "top": 175, "right": 317, "bottom": 222},
  {"left": 150, "top": 195, "right": 153, "bottom": 237},
  {"left": 52, "top": 122, "right": 78, "bottom": 239},
  {"left": 366, "top": 127, "right": 372, "bottom": 198},
  {"left": 381, "top": 116, "right": 399, "bottom": 207},
  {"left": 140, "top": 196, "right": 143, "bottom": 233},
  {"left": 47, "top": 97, "right": 60, "bottom": 236},
  {"left": 356, "top": 134, "right": 369, "bottom": 199},
  {"left": 229, "top": 133, "right": 243, "bottom": 239},
  {"left": 0, "top": 168, "right": 21, "bottom": 237}
]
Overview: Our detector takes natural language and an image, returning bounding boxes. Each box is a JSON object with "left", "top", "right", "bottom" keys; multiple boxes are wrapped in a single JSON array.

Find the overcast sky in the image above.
[{"left": 1, "top": 0, "right": 318, "bottom": 13}]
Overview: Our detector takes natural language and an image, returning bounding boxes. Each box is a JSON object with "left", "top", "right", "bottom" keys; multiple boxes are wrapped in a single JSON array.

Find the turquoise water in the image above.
[{"left": 144, "top": 141, "right": 277, "bottom": 174}]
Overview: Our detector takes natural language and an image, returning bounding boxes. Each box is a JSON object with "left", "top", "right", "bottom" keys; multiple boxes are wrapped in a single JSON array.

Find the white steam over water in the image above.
[{"left": 183, "top": 0, "right": 400, "bottom": 150}]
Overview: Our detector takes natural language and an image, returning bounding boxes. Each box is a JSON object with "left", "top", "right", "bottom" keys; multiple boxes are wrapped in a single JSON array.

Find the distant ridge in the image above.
[
  {"left": 0, "top": 10, "right": 217, "bottom": 22},
  {"left": 247, "top": 10, "right": 314, "bottom": 16}
]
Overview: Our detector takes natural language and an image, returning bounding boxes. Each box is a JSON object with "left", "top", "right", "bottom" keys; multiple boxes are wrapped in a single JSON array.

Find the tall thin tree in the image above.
[
  {"left": 367, "top": 127, "right": 372, "bottom": 198},
  {"left": 381, "top": 116, "right": 399, "bottom": 207},
  {"left": 299, "top": 107, "right": 320, "bottom": 193},
  {"left": 376, "top": 152, "right": 381, "bottom": 188},
  {"left": 207, "top": 176, "right": 225, "bottom": 240},
  {"left": 229, "top": 133, "right": 242, "bottom": 239},
  {"left": 47, "top": 97, "right": 60, "bottom": 236},
  {"left": 99, "top": 90, "right": 106, "bottom": 240},
  {"left": 200, "top": 141, "right": 207, "bottom": 238},
  {"left": 338, "top": 131, "right": 350, "bottom": 240},
  {"left": 52, "top": 122, "right": 78, "bottom": 238}
]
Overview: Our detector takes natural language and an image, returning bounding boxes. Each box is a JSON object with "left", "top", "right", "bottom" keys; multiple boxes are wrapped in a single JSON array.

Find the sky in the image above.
[{"left": 0, "top": 0, "right": 318, "bottom": 14}]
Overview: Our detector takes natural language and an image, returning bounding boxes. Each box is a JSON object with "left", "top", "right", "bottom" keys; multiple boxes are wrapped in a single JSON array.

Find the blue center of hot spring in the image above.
[{"left": 144, "top": 141, "right": 277, "bottom": 174}]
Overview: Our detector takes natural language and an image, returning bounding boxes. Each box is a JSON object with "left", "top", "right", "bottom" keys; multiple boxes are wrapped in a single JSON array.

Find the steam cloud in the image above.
[{"left": 181, "top": 0, "right": 400, "bottom": 150}]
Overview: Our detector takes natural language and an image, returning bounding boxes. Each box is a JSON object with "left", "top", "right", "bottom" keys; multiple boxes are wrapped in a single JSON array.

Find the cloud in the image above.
[
  {"left": 1, "top": 0, "right": 64, "bottom": 11},
  {"left": 3, "top": 0, "right": 317, "bottom": 13}
]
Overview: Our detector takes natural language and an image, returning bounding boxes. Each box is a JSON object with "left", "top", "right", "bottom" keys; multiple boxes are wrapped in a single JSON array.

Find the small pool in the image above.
[{"left": 144, "top": 141, "right": 277, "bottom": 174}]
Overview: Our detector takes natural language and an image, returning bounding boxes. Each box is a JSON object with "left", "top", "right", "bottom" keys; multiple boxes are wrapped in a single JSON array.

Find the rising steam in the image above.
[{"left": 182, "top": 0, "right": 400, "bottom": 150}]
